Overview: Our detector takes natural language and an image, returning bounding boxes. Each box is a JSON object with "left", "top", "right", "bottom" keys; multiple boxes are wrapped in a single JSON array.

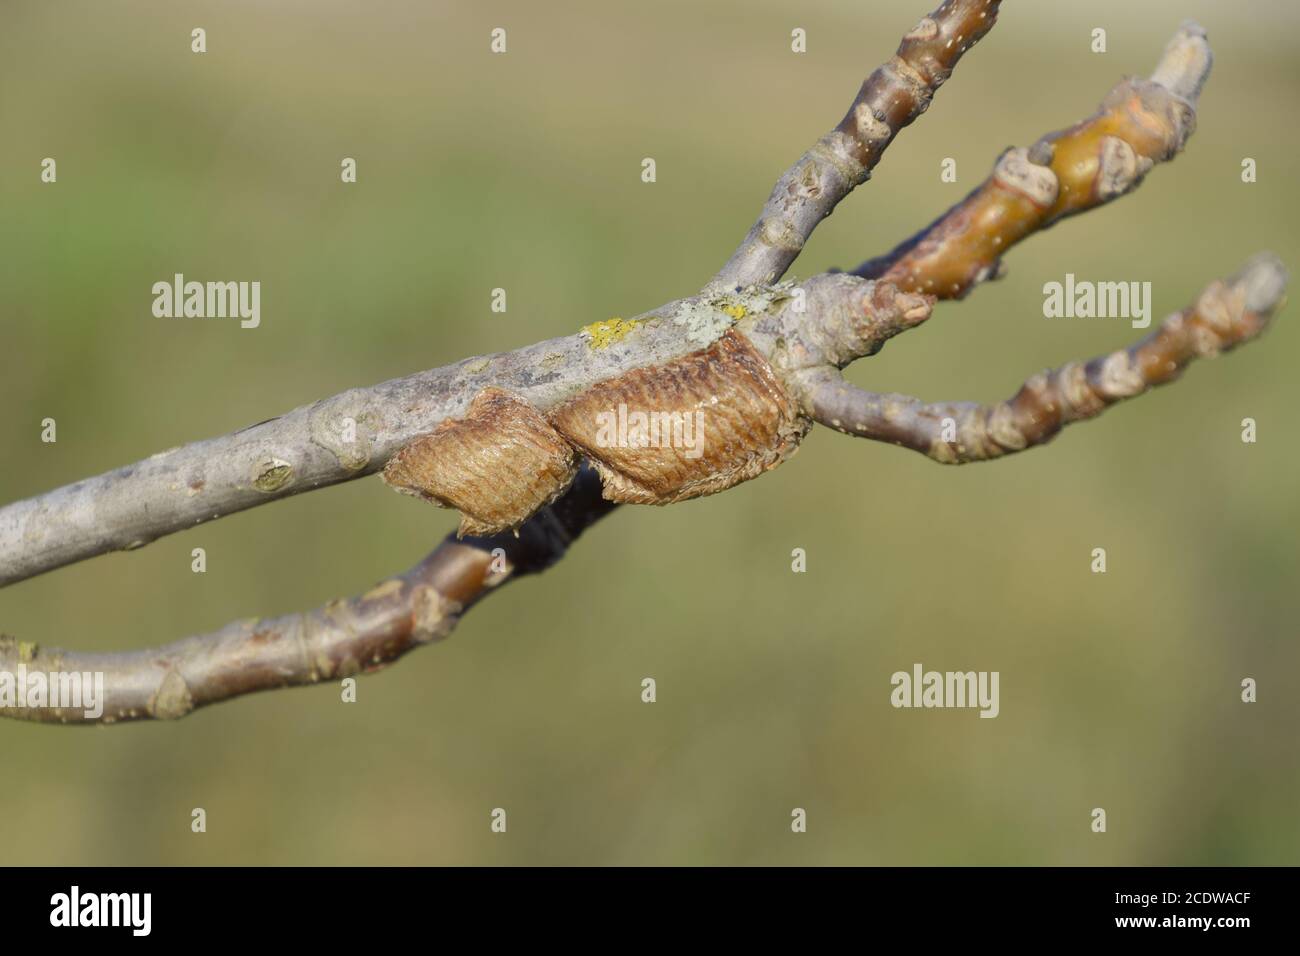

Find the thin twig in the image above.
[
  {"left": 709, "top": 0, "right": 1003, "bottom": 291},
  {"left": 800, "top": 255, "right": 1288, "bottom": 462},
  {"left": 851, "top": 21, "right": 1212, "bottom": 299},
  {"left": 0, "top": 466, "right": 615, "bottom": 724}
]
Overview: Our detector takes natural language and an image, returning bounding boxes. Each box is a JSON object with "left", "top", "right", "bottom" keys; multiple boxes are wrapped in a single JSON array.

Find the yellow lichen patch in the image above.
[
  {"left": 581, "top": 317, "right": 641, "bottom": 350},
  {"left": 720, "top": 303, "right": 748, "bottom": 320},
  {"left": 18, "top": 641, "right": 38, "bottom": 663}
]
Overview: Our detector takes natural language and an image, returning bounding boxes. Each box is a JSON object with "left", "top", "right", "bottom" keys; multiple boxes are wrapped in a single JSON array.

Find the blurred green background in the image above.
[{"left": 1, "top": 0, "right": 1296, "bottom": 865}]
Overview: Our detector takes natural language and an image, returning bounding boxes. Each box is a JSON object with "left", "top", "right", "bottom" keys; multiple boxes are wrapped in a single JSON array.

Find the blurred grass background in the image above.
[{"left": 0, "top": 0, "right": 1297, "bottom": 865}]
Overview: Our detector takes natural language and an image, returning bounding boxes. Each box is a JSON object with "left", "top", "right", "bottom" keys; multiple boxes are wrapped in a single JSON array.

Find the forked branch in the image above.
[
  {"left": 0, "top": 0, "right": 1007, "bottom": 589},
  {"left": 0, "top": 9, "right": 1285, "bottom": 725},
  {"left": 853, "top": 21, "right": 1212, "bottom": 299}
]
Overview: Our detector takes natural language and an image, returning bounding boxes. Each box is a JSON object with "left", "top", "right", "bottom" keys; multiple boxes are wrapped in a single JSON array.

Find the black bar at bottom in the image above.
[{"left": 0, "top": 866, "right": 1288, "bottom": 941}]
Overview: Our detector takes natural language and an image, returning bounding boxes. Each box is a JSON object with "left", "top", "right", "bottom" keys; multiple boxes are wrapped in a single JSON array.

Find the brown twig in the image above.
[
  {"left": 709, "top": 0, "right": 1003, "bottom": 291},
  {"left": 852, "top": 22, "right": 1211, "bottom": 299},
  {"left": 0, "top": 466, "right": 615, "bottom": 724},
  {"left": 801, "top": 255, "right": 1287, "bottom": 462}
]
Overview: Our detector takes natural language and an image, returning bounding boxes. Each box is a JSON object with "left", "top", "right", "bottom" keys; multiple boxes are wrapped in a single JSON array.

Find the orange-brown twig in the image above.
[{"left": 853, "top": 22, "right": 1211, "bottom": 299}]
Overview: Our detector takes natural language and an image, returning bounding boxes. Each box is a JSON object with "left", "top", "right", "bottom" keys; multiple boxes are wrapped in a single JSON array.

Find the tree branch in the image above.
[
  {"left": 800, "top": 254, "right": 1287, "bottom": 462},
  {"left": 851, "top": 21, "right": 1212, "bottom": 298},
  {"left": 2, "top": 9, "right": 1282, "bottom": 729},
  {"left": 0, "top": 465, "right": 615, "bottom": 724},
  {"left": 708, "top": 0, "right": 1003, "bottom": 291},
  {"left": 0, "top": 290, "right": 797, "bottom": 587},
  {"left": 0, "top": 1, "right": 1009, "bottom": 589}
]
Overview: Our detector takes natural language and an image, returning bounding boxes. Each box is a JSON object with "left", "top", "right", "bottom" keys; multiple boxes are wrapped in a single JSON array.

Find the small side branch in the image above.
[
  {"left": 852, "top": 22, "right": 1212, "bottom": 299},
  {"left": 801, "top": 255, "right": 1287, "bottom": 463},
  {"left": 709, "top": 0, "right": 1002, "bottom": 291},
  {"left": 0, "top": 466, "right": 614, "bottom": 724}
]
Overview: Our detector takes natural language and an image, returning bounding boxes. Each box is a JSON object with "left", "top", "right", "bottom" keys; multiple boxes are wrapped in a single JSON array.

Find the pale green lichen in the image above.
[
  {"left": 581, "top": 317, "right": 642, "bottom": 350},
  {"left": 729, "top": 281, "right": 797, "bottom": 314},
  {"left": 667, "top": 283, "right": 797, "bottom": 348},
  {"left": 669, "top": 300, "right": 736, "bottom": 347},
  {"left": 18, "top": 640, "right": 38, "bottom": 663}
]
